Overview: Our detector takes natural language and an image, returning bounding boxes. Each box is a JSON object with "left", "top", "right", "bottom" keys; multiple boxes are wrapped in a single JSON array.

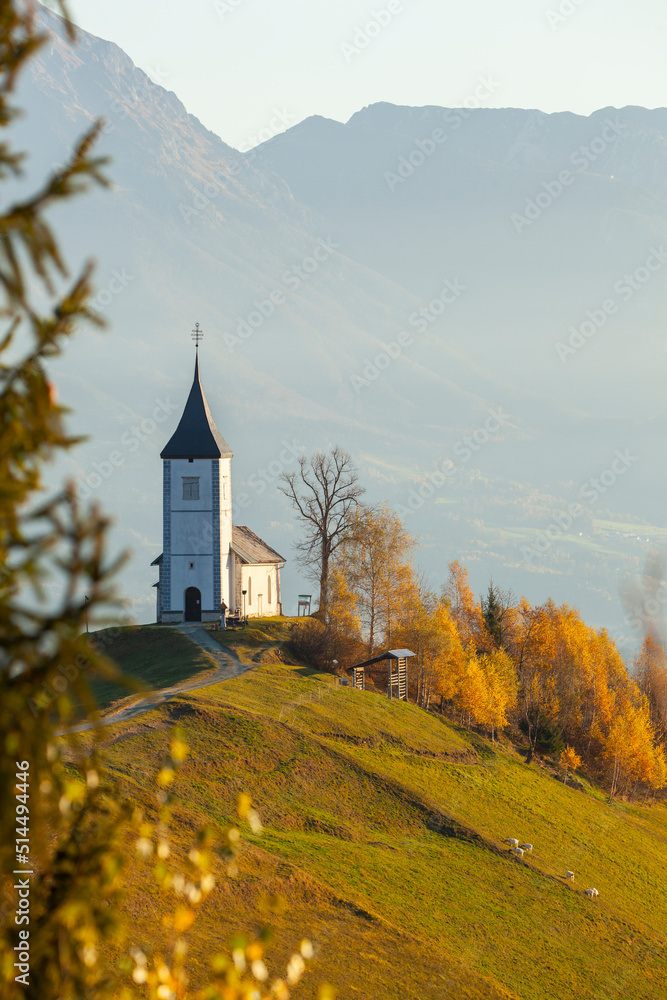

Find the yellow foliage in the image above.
[
  {"left": 455, "top": 648, "right": 517, "bottom": 740},
  {"left": 635, "top": 636, "right": 667, "bottom": 740},
  {"left": 173, "top": 906, "right": 196, "bottom": 934},
  {"left": 598, "top": 698, "right": 667, "bottom": 797},
  {"left": 559, "top": 746, "right": 582, "bottom": 773},
  {"left": 336, "top": 503, "right": 417, "bottom": 655},
  {"left": 442, "top": 561, "right": 485, "bottom": 649}
]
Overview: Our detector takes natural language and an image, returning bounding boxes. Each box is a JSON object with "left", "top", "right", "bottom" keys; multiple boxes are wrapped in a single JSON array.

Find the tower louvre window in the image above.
[{"left": 182, "top": 477, "right": 200, "bottom": 501}]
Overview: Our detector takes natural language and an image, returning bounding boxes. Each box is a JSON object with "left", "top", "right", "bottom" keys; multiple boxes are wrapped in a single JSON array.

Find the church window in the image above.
[
  {"left": 182, "top": 477, "right": 199, "bottom": 501},
  {"left": 223, "top": 478, "right": 228, "bottom": 500},
  {"left": 268, "top": 574, "right": 272, "bottom": 604},
  {"left": 248, "top": 577, "right": 252, "bottom": 606}
]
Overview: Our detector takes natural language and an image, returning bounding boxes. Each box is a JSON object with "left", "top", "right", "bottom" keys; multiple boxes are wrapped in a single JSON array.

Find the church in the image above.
[{"left": 151, "top": 336, "right": 285, "bottom": 623}]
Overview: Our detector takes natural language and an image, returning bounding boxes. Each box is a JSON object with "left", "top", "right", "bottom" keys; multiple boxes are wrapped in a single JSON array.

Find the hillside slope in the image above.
[{"left": 76, "top": 627, "right": 667, "bottom": 999}]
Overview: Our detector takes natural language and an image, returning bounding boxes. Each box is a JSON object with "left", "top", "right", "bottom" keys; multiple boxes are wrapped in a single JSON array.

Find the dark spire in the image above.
[{"left": 160, "top": 338, "right": 233, "bottom": 460}]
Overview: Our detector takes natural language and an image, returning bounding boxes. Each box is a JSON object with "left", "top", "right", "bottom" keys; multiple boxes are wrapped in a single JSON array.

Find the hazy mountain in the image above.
[
  {"left": 16, "top": 6, "right": 667, "bottom": 647},
  {"left": 252, "top": 101, "right": 667, "bottom": 423}
]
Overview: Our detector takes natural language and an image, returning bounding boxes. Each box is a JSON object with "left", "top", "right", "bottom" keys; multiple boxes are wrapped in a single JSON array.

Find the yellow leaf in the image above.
[{"left": 173, "top": 906, "right": 196, "bottom": 933}]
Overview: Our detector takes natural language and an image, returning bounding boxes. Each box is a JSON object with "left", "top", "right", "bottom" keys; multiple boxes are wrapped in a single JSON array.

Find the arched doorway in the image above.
[{"left": 185, "top": 587, "right": 201, "bottom": 622}]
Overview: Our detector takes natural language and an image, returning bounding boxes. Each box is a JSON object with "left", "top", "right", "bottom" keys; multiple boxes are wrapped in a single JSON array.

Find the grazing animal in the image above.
[
  {"left": 519, "top": 843, "right": 533, "bottom": 852},
  {"left": 565, "top": 871, "right": 575, "bottom": 881},
  {"left": 510, "top": 847, "right": 524, "bottom": 858},
  {"left": 503, "top": 838, "right": 520, "bottom": 848},
  {"left": 584, "top": 888, "right": 598, "bottom": 899}
]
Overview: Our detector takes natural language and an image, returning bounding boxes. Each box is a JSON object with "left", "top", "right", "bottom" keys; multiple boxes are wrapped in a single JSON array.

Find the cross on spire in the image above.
[{"left": 191, "top": 322, "right": 203, "bottom": 351}]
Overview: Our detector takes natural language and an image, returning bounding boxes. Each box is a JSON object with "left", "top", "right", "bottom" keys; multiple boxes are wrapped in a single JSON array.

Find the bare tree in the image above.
[{"left": 279, "top": 446, "right": 365, "bottom": 612}]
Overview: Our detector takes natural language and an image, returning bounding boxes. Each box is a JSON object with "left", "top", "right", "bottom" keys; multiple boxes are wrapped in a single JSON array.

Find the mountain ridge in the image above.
[{"left": 13, "top": 6, "right": 667, "bottom": 646}]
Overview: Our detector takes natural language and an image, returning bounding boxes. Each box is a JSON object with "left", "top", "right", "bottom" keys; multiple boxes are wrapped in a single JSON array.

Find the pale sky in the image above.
[{"left": 57, "top": 0, "right": 667, "bottom": 150}]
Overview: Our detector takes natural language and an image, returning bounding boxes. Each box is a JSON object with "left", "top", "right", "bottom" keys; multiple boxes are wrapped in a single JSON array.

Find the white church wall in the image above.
[
  {"left": 170, "top": 459, "right": 213, "bottom": 512},
  {"left": 171, "top": 555, "right": 215, "bottom": 613},
  {"left": 217, "top": 456, "right": 233, "bottom": 608},
  {"left": 241, "top": 564, "right": 281, "bottom": 617},
  {"left": 171, "top": 510, "right": 212, "bottom": 554},
  {"left": 162, "top": 455, "right": 236, "bottom": 618},
  {"left": 167, "top": 459, "right": 219, "bottom": 617}
]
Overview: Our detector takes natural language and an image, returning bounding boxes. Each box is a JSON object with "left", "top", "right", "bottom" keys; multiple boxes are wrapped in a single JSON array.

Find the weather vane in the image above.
[{"left": 191, "top": 322, "right": 203, "bottom": 353}]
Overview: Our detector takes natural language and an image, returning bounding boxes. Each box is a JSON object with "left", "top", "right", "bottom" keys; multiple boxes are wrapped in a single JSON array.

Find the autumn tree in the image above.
[
  {"left": 635, "top": 635, "right": 667, "bottom": 741},
  {"left": 290, "top": 564, "right": 366, "bottom": 673},
  {"left": 391, "top": 586, "right": 465, "bottom": 709},
  {"left": 336, "top": 503, "right": 416, "bottom": 655},
  {"left": 442, "top": 561, "right": 485, "bottom": 649},
  {"left": 596, "top": 695, "right": 667, "bottom": 801},
  {"left": 279, "top": 446, "right": 365, "bottom": 613},
  {"left": 559, "top": 746, "right": 582, "bottom": 785},
  {"left": 512, "top": 600, "right": 619, "bottom": 755},
  {"left": 455, "top": 648, "right": 517, "bottom": 742}
]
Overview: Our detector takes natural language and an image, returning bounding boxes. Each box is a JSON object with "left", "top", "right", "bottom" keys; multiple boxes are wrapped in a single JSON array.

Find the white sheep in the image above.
[
  {"left": 510, "top": 847, "right": 525, "bottom": 858},
  {"left": 503, "top": 838, "right": 520, "bottom": 848},
  {"left": 584, "top": 888, "right": 599, "bottom": 899},
  {"left": 565, "top": 871, "right": 575, "bottom": 881},
  {"left": 519, "top": 843, "right": 533, "bottom": 852}
]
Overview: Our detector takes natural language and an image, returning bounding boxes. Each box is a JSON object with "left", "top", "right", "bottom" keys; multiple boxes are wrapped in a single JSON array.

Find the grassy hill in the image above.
[
  {"left": 87, "top": 626, "right": 219, "bottom": 711},
  {"left": 74, "top": 624, "right": 667, "bottom": 999}
]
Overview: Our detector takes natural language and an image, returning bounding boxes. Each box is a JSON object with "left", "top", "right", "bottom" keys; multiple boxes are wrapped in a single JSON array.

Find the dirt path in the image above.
[{"left": 62, "top": 624, "right": 252, "bottom": 734}]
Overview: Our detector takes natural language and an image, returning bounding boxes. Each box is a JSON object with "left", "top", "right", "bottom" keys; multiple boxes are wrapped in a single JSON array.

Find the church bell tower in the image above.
[{"left": 152, "top": 325, "right": 233, "bottom": 623}]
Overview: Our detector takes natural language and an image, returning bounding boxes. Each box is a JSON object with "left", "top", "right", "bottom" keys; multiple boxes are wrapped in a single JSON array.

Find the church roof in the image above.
[
  {"left": 160, "top": 354, "right": 233, "bottom": 460},
  {"left": 231, "top": 526, "right": 286, "bottom": 565}
]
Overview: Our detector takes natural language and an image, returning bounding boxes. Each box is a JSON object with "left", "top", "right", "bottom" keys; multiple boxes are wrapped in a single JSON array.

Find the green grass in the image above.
[
  {"left": 203, "top": 616, "right": 298, "bottom": 664},
  {"left": 88, "top": 626, "right": 217, "bottom": 710},
  {"left": 74, "top": 626, "right": 667, "bottom": 1000}
]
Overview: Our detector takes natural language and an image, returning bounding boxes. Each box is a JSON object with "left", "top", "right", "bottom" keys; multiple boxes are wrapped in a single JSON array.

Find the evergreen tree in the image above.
[{"left": 481, "top": 582, "right": 504, "bottom": 648}]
